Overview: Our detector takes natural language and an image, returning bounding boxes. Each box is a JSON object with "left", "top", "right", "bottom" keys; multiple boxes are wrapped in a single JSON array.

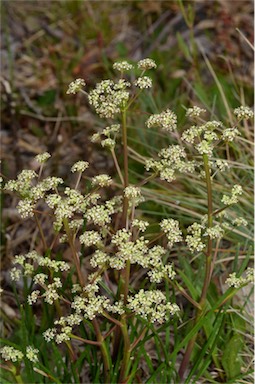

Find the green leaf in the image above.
[
  {"left": 222, "top": 334, "right": 244, "bottom": 380},
  {"left": 176, "top": 33, "right": 192, "bottom": 63},
  {"left": 37, "top": 90, "right": 56, "bottom": 107}
]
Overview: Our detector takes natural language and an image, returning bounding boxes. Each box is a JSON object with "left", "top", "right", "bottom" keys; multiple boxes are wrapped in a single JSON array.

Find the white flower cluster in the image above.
[
  {"left": 145, "top": 145, "right": 196, "bottom": 183},
  {"left": 71, "top": 161, "right": 89, "bottom": 173},
  {"left": 225, "top": 268, "right": 254, "bottom": 288},
  {"left": 110, "top": 229, "right": 148, "bottom": 269},
  {"left": 91, "top": 124, "right": 121, "bottom": 148},
  {"left": 90, "top": 250, "right": 109, "bottom": 268},
  {"left": 88, "top": 79, "right": 130, "bottom": 118},
  {"left": 234, "top": 106, "right": 254, "bottom": 120},
  {"left": 46, "top": 187, "right": 102, "bottom": 232},
  {"left": 181, "top": 125, "right": 203, "bottom": 144},
  {"left": 146, "top": 109, "right": 177, "bottom": 132},
  {"left": 196, "top": 140, "right": 214, "bottom": 157},
  {"left": 181, "top": 120, "right": 222, "bottom": 157},
  {"left": 4, "top": 167, "right": 65, "bottom": 218},
  {"left": 127, "top": 289, "right": 179, "bottom": 323},
  {"left": 214, "top": 159, "right": 229, "bottom": 172},
  {"left": 102, "top": 124, "right": 121, "bottom": 137},
  {"left": 135, "top": 76, "right": 153, "bottom": 89},
  {"left": 79, "top": 231, "right": 102, "bottom": 247},
  {"left": 5, "top": 169, "right": 37, "bottom": 196},
  {"left": 221, "top": 128, "right": 240, "bottom": 142},
  {"left": 91, "top": 174, "right": 112, "bottom": 188},
  {"left": 232, "top": 217, "right": 248, "bottom": 227},
  {"left": 43, "top": 279, "right": 114, "bottom": 344},
  {"left": 132, "top": 219, "right": 149, "bottom": 232},
  {"left": 221, "top": 185, "right": 243, "bottom": 205},
  {"left": 42, "top": 277, "right": 62, "bottom": 305},
  {"left": 26, "top": 346, "right": 39, "bottom": 363},
  {"left": 186, "top": 222, "right": 205, "bottom": 253},
  {"left": 124, "top": 186, "right": 140, "bottom": 199},
  {"left": 160, "top": 218, "right": 182, "bottom": 248},
  {"left": 137, "top": 58, "right": 157, "bottom": 70},
  {"left": 186, "top": 106, "right": 206, "bottom": 118},
  {"left": 66, "top": 78, "right": 86, "bottom": 94},
  {"left": 10, "top": 251, "right": 69, "bottom": 306},
  {"left": 124, "top": 186, "right": 144, "bottom": 208},
  {"left": 85, "top": 203, "right": 114, "bottom": 227},
  {"left": 0, "top": 346, "right": 24, "bottom": 362},
  {"left": 205, "top": 224, "right": 224, "bottom": 239},
  {"left": 35, "top": 152, "right": 51, "bottom": 164},
  {"left": 113, "top": 61, "right": 133, "bottom": 71}
]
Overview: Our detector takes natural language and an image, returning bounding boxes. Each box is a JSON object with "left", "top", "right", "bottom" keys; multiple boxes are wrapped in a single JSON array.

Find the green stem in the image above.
[
  {"left": 119, "top": 319, "right": 131, "bottom": 383},
  {"left": 63, "top": 221, "right": 110, "bottom": 381},
  {"left": 92, "top": 319, "right": 111, "bottom": 383},
  {"left": 178, "top": 154, "right": 213, "bottom": 380},
  {"left": 122, "top": 109, "right": 129, "bottom": 189},
  {"left": 63, "top": 218, "right": 85, "bottom": 286},
  {"left": 123, "top": 260, "right": 131, "bottom": 304},
  {"left": 15, "top": 375, "right": 24, "bottom": 384},
  {"left": 112, "top": 108, "right": 131, "bottom": 371}
]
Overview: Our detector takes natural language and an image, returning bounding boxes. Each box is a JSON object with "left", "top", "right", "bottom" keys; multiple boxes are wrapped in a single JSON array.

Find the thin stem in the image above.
[
  {"left": 123, "top": 260, "right": 131, "bottom": 304},
  {"left": 212, "top": 204, "right": 231, "bottom": 217},
  {"left": 92, "top": 319, "right": 111, "bottom": 382},
  {"left": 119, "top": 319, "right": 131, "bottom": 383},
  {"left": 126, "top": 89, "right": 143, "bottom": 110},
  {"left": 102, "top": 311, "right": 123, "bottom": 327},
  {"left": 34, "top": 213, "right": 47, "bottom": 250},
  {"left": 63, "top": 219, "right": 85, "bottom": 286},
  {"left": 74, "top": 172, "right": 82, "bottom": 190},
  {"left": 137, "top": 173, "right": 157, "bottom": 187},
  {"left": 38, "top": 164, "right": 44, "bottom": 180},
  {"left": 111, "top": 148, "right": 125, "bottom": 186},
  {"left": 70, "top": 334, "right": 102, "bottom": 346},
  {"left": 178, "top": 154, "right": 213, "bottom": 381},
  {"left": 130, "top": 326, "right": 147, "bottom": 351},
  {"left": 113, "top": 108, "right": 131, "bottom": 373},
  {"left": 170, "top": 279, "right": 201, "bottom": 310},
  {"left": 122, "top": 109, "right": 129, "bottom": 188},
  {"left": 121, "top": 108, "right": 129, "bottom": 226}
]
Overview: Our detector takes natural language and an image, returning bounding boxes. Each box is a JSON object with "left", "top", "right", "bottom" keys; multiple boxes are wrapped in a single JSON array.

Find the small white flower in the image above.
[
  {"left": 43, "top": 328, "right": 57, "bottom": 342},
  {"left": 35, "top": 152, "right": 51, "bottom": 164},
  {"left": 101, "top": 138, "right": 116, "bottom": 149},
  {"left": 232, "top": 217, "right": 248, "bottom": 227},
  {"left": 137, "top": 58, "right": 157, "bottom": 70},
  {"left": 234, "top": 106, "right": 254, "bottom": 120},
  {"left": 160, "top": 218, "right": 182, "bottom": 248},
  {"left": 10, "top": 267, "right": 22, "bottom": 281},
  {"left": 71, "top": 161, "right": 89, "bottom": 173},
  {"left": 132, "top": 219, "right": 149, "bottom": 232},
  {"left": 0, "top": 346, "right": 24, "bottom": 362},
  {"left": 186, "top": 106, "right": 206, "bottom": 118},
  {"left": 222, "top": 128, "right": 240, "bottom": 142},
  {"left": 124, "top": 186, "right": 142, "bottom": 199},
  {"left": 91, "top": 174, "right": 112, "bottom": 188},
  {"left": 221, "top": 185, "right": 243, "bottom": 205},
  {"left": 26, "top": 346, "right": 39, "bottom": 363},
  {"left": 67, "top": 78, "right": 86, "bottom": 94},
  {"left": 135, "top": 76, "right": 152, "bottom": 89},
  {"left": 80, "top": 231, "right": 102, "bottom": 247},
  {"left": 113, "top": 61, "right": 133, "bottom": 71},
  {"left": 146, "top": 109, "right": 177, "bottom": 132}
]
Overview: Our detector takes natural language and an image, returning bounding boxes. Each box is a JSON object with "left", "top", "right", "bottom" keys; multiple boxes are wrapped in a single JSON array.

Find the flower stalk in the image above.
[{"left": 178, "top": 153, "right": 213, "bottom": 380}]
